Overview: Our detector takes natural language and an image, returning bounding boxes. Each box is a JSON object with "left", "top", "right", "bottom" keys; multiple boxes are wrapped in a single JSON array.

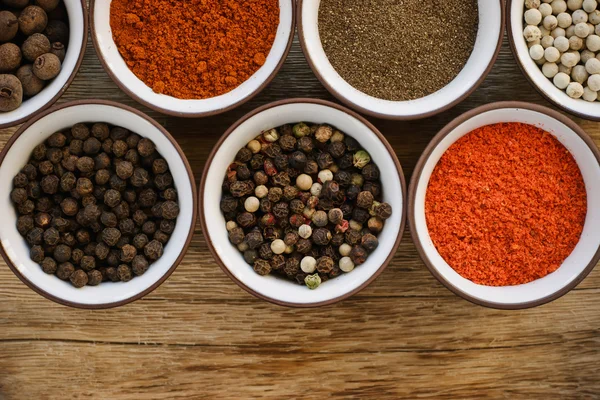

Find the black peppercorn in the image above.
[
  {"left": 249, "top": 154, "right": 264, "bottom": 170},
  {"left": 272, "top": 202, "right": 289, "bottom": 219},
  {"left": 106, "top": 250, "right": 119, "bottom": 267},
  {"left": 334, "top": 170, "right": 351, "bottom": 187},
  {"left": 56, "top": 262, "right": 74, "bottom": 280},
  {"left": 101, "top": 227, "right": 121, "bottom": 247},
  {"left": 103, "top": 189, "right": 121, "bottom": 208},
  {"left": 253, "top": 259, "right": 271, "bottom": 276},
  {"left": 229, "top": 180, "right": 254, "bottom": 198},
  {"left": 289, "top": 151, "right": 307, "bottom": 170},
  {"left": 17, "top": 215, "right": 34, "bottom": 235},
  {"left": 243, "top": 249, "right": 258, "bottom": 265},
  {"left": 40, "top": 175, "right": 59, "bottom": 194},
  {"left": 131, "top": 255, "right": 149, "bottom": 276},
  {"left": 132, "top": 233, "right": 149, "bottom": 250},
  {"left": 110, "top": 126, "right": 129, "bottom": 141},
  {"left": 345, "top": 230, "right": 362, "bottom": 246},
  {"left": 274, "top": 154, "right": 289, "bottom": 171},
  {"left": 351, "top": 246, "right": 368, "bottom": 265},
  {"left": 120, "top": 244, "right": 137, "bottom": 263},
  {"left": 137, "top": 138, "right": 155, "bottom": 157},
  {"left": 117, "top": 264, "right": 133, "bottom": 282},
  {"left": 253, "top": 171, "right": 268, "bottom": 186},
  {"left": 362, "top": 164, "right": 380, "bottom": 181},
  {"left": 112, "top": 140, "right": 128, "bottom": 158},
  {"left": 284, "top": 256, "right": 300, "bottom": 277},
  {"left": 228, "top": 227, "right": 245, "bottom": 245},
  {"left": 79, "top": 255, "right": 95, "bottom": 272},
  {"left": 113, "top": 201, "right": 130, "bottom": 220},
  {"left": 105, "top": 266, "right": 119, "bottom": 282},
  {"left": 270, "top": 254, "right": 286, "bottom": 271},
  {"left": 70, "top": 248, "right": 83, "bottom": 265},
  {"left": 41, "top": 257, "right": 57, "bottom": 274},
  {"left": 87, "top": 269, "right": 103, "bottom": 286},
  {"left": 316, "top": 152, "right": 334, "bottom": 170},
  {"left": 352, "top": 207, "right": 370, "bottom": 224},
  {"left": 297, "top": 137, "right": 314, "bottom": 154},
  {"left": 303, "top": 160, "right": 319, "bottom": 176},
  {"left": 42, "top": 227, "right": 60, "bottom": 246},
  {"left": 284, "top": 231, "right": 299, "bottom": 246},
  {"left": 363, "top": 182, "right": 381, "bottom": 198},
  {"left": 374, "top": 202, "right": 392, "bottom": 220},
  {"left": 18, "top": 199, "right": 35, "bottom": 215},
  {"left": 282, "top": 186, "right": 299, "bottom": 201},
  {"left": 356, "top": 191, "right": 374, "bottom": 209},
  {"left": 245, "top": 230, "right": 263, "bottom": 250},
  {"left": 142, "top": 221, "right": 156, "bottom": 236},
  {"left": 296, "top": 238, "right": 312, "bottom": 254},
  {"left": 259, "top": 198, "right": 272, "bottom": 214},
  {"left": 144, "top": 239, "right": 163, "bottom": 261},
  {"left": 46, "top": 147, "right": 62, "bottom": 164},
  {"left": 53, "top": 243, "right": 71, "bottom": 263},
  {"left": 361, "top": 233, "right": 379, "bottom": 252},
  {"left": 10, "top": 187, "right": 28, "bottom": 204},
  {"left": 159, "top": 219, "right": 175, "bottom": 234},
  {"left": 258, "top": 242, "right": 273, "bottom": 260},
  {"left": 30, "top": 244, "right": 44, "bottom": 263},
  {"left": 235, "top": 147, "right": 252, "bottom": 163},
  {"left": 317, "top": 256, "right": 334, "bottom": 274},
  {"left": 267, "top": 187, "right": 282, "bottom": 203},
  {"left": 161, "top": 201, "right": 179, "bottom": 220},
  {"left": 328, "top": 141, "right": 346, "bottom": 159},
  {"left": 13, "top": 172, "right": 28, "bottom": 188}
]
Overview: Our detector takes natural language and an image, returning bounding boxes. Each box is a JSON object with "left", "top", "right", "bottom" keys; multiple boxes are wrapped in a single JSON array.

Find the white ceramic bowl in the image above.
[
  {"left": 90, "top": 0, "right": 295, "bottom": 118},
  {"left": 508, "top": 0, "right": 600, "bottom": 121},
  {"left": 298, "top": 0, "right": 504, "bottom": 120},
  {"left": 0, "top": 0, "right": 87, "bottom": 129},
  {"left": 409, "top": 102, "right": 600, "bottom": 309},
  {"left": 0, "top": 101, "right": 197, "bottom": 309},
  {"left": 200, "top": 99, "right": 407, "bottom": 307}
]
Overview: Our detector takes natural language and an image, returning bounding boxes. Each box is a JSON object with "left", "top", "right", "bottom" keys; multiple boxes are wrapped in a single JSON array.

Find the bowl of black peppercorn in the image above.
[
  {"left": 200, "top": 98, "right": 407, "bottom": 307},
  {"left": 0, "top": 0, "right": 87, "bottom": 129},
  {"left": 0, "top": 100, "right": 197, "bottom": 309}
]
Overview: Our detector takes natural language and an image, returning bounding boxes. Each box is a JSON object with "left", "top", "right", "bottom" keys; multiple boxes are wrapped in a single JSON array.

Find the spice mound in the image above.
[
  {"left": 221, "top": 123, "right": 393, "bottom": 290},
  {"left": 523, "top": 0, "right": 600, "bottom": 102},
  {"left": 11, "top": 123, "right": 180, "bottom": 288},
  {"left": 318, "top": 0, "right": 478, "bottom": 101},
  {"left": 0, "top": 0, "right": 69, "bottom": 112},
  {"left": 110, "top": 0, "right": 279, "bottom": 100},
  {"left": 425, "top": 122, "right": 587, "bottom": 286}
]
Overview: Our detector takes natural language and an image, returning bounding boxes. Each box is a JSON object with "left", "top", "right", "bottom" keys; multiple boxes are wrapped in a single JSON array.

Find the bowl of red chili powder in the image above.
[
  {"left": 409, "top": 101, "right": 600, "bottom": 309},
  {"left": 90, "top": 0, "right": 294, "bottom": 117}
]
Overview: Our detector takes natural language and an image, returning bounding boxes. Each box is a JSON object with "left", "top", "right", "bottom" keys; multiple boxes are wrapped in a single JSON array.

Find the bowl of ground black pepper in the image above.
[
  {"left": 0, "top": 100, "right": 197, "bottom": 309},
  {"left": 90, "top": 0, "right": 294, "bottom": 118},
  {"left": 298, "top": 0, "right": 505, "bottom": 120},
  {"left": 200, "top": 99, "right": 406, "bottom": 307},
  {"left": 0, "top": 0, "right": 87, "bottom": 129},
  {"left": 409, "top": 101, "right": 600, "bottom": 309}
]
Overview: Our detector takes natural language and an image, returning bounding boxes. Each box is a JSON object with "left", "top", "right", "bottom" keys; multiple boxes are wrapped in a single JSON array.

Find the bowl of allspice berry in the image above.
[
  {"left": 0, "top": 0, "right": 87, "bottom": 128},
  {"left": 0, "top": 100, "right": 197, "bottom": 309},
  {"left": 200, "top": 99, "right": 407, "bottom": 307}
]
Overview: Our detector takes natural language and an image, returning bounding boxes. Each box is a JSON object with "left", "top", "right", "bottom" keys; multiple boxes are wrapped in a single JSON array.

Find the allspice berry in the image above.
[
  {"left": 49, "top": 41, "right": 65, "bottom": 62},
  {"left": 0, "top": 74, "right": 23, "bottom": 112},
  {"left": 22, "top": 33, "right": 51, "bottom": 61},
  {"left": 3, "top": 0, "right": 30, "bottom": 8},
  {"left": 19, "top": 6, "right": 48, "bottom": 36},
  {"left": 16, "top": 64, "right": 45, "bottom": 97},
  {"left": 0, "top": 11, "right": 18, "bottom": 43},
  {"left": 0, "top": 43, "right": 22, "bottom": 73},
  {"left": 35, "top": 0, "right": 60, "bottom": 12},
  {"left": 44, "top": 19, "right": 68, "bottom": 43},
  {"left": 33, "top": 52, "right": 61, "bottom": 80}
]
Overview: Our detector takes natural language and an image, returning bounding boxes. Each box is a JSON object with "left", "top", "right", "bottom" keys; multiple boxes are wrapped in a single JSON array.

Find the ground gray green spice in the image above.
[{"left": 318, "top": 0, "right": 479, "bottom": 101}]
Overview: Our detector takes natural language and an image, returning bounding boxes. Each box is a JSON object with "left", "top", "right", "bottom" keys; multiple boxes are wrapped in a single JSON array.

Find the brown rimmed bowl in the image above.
[
  {"left": 409, "top": 101, "right": 600, "bottom": 309},
  {"left": 0, "top": 0, "right": 88, "bottom": 129},
  {"left": 507, "top": 0, "right": 600, "bottom": 121},
  {"left": 199, "top": 99, "right": 407, "bottom": 307},
  {"left": 0, "top": 100, "right": 197, "bottom": 309},
  {"left": 90, "top": 0, "right": 295, "bottom": 118},
  {"left": 297, "top": 0, "right": 505, "bottom": 120}
]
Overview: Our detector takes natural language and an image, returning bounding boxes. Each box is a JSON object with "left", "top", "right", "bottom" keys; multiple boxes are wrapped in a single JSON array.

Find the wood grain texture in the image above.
[{"left": 1, "top": 32, "right": 600, "bottom": 399}]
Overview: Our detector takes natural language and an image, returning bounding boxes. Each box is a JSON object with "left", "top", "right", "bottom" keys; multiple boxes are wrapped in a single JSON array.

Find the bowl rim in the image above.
[
  {"left": 408, "top": 100, "right": 600, "bottom": 310},
  {"left": 0, "top": 0, "right": 89, "bottom": 130},
  {"left": 296, "top": 0, "right": 506, "bottom": 121},
  {"left": 89, "top": 0, "right": 296, "bottom": 118},
  {"left": 199, "top": 98, "right": 408, "bottom": 307},
  {"left": 506, "top": 0, "right": 600, "bottom": 122},
  {"left": 0, "top": 99, "right": 198, "bottom": 309}
]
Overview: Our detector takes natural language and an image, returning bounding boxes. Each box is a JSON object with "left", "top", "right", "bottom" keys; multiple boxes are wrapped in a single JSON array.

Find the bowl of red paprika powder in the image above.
[
  {"left": 90, "top": 0, "right": 294, "bottom": 118},
  {"left": 409, "top": 102, "right": 600, "bottom": 309}
]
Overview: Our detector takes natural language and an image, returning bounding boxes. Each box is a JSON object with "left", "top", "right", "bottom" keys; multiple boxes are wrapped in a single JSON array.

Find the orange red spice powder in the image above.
[
  {"left": 425, "top": 123, "right": 587, "bottom": 286},
  {"left": 110, "top": 0, "right": 279, "bottom": 99}
]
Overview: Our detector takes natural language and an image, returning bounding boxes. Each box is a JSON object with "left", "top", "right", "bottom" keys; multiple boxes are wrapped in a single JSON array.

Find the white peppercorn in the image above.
[
  {"left": 572, "top": 64, "right": 590, "bottom": 82},
  {"left": 237, "top": 241, "right": 249, "bottom": 252},
  {"left": 554, "top": 35, "right": 570, "bottom": 51},
  {"left": 566, "top": 81, "right": 585, "bottom": 97},
  {"left": 581, "top": 49, "right": 596, "bottom": 63},
  {"left": 263, "top": 129, "right": 279, "bottom": 143},
  {"left": 298, "top": 224, "right": 312, "bottom": 239},
  {"left": 540, "top": 2, "right": 553, "bottom": 16},
  {"left": 339, "top": 243, "right": 352, "bottom": 257},
  {"left": 296, "top": 174, "right": 313, "bottom": 191},
  {"left": 575, "top": 22, "right": 590, "bottom": 37},
  {"left": 317, "top": 169, "right": 333, "bottom": 183},
  {"left": 339, "top": 257, "right": 355, "bottom": 273},
  {"left": 586, "top": 57, "right": 600, "bottom": 73},
  {"left": 587, "top": 34, "right": 600, "bottom": 51},
  {"left": 554, "top": 71, "right": 571, "bottom": 88},
  {"left": 584, "top": 0, "right": 598, "bottom": 11},
  {"left": 244, "top": 196, "right": 260, "bottom": 213},
  {"left": 557, "top": 12, "right": 573, "bottom": 28},
  {"left": 567, "top": 24, "right": 576, "bottom": 37},
  {"left": 568, "top": 0, "right": 583, "bottom": 10},
  {"left": 270, "top": 239, "right": 286, "bottom": 255},
  {"left": 587, "top": 22, "right": 595, "bottom": 35},
  {"left": 552, "top": 27, "right": 566, "bottom": 37},
  {"left": 310, "top": 182, "right": 322, "bottom": 197},
  {"left": 530, "top": 44, "right": 545, "bottom": 60},
  {"left": 545, "top": 46, "right": 561, "bottom": 62},
  {"left": 544, "top": 15, "right": 558, "bottom": 29},
  {"left": 247, "top": 140, "right": 261, "bottom": 154},
  {"left": 226, "top": 221, "right": 238, "bottom": 232},
  {"left": 562, "top": 51, "right": 580, "bottom": 67},
  {"left": 526, "top": 0, "right": 541, "bottom": 8},
  {"left": 526, "top": 9, "right": 543, "bottom": 25},
  {"left": 583, "top": 85, "right": 598, "bottom": 100},
  {"left": 524, "top": 25, "right": 543, "bottom": 42},
  {"left": 552, "top": 0, "right": 568, "bottom": 14},
  {"left": 301, "top": 256, "right": 317, "bottom": 273},
  {"left": 559, "top": 63, "right": 572, "bottom": 74},
  {"left": 543, "top": 62, "right": 560, "bottom": 77},
  {"left": 590, "top": 10, "right": 600, "bottom": 24},
  {"left": 349, "top": 219, "right": 362, "bottom": 231},
  {"left": 541, "top": 34, "right": 555, "bottom": 47},
  {"left": 569, "top": 35, "right": 584, "bottom": 49},
  {"left": 573, "top": 9, "right": 589, "bottom": 24},
  {"left": 588, "top": 73, "right": 600, "bottom": 90},
  {"left": 255, "top": 185, "right": 268, "bottom": 199}
]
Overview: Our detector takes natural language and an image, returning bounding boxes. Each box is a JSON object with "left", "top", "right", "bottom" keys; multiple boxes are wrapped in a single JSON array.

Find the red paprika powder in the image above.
[
  {"left": 110, "top": 0, "right": 279, "bottom": 99},
  {"left": 425, "top": 123, "right": 587, "bottom": 286}
]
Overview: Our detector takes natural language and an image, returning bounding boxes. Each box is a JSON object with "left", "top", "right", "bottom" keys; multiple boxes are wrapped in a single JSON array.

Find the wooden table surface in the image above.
[{"left": 1, "top": 31, "right": 599, "bottom": 399}]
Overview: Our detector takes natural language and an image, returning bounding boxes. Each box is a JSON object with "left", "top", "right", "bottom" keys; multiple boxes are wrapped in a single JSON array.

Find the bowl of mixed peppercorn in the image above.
[
  {"left": 200, "top": 99, "right": 406, "bottom": 307},
  {"left": 0, "top": 100, "right": 197, "bottom": 309}
]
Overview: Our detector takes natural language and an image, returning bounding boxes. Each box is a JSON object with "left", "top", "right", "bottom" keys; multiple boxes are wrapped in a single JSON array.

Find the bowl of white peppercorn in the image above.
[
  {"left": 0, "top": 100, "right": 197, "bottom": 309},
  {"left": 298, "top": 0, "right": 504, "bottom": 120},
  {"left": 509, "top": 0, "right": 600, "bottom": 120},
  {"left": 199, "top": 99, "right": 407, "bottom": 307},
  {"left": 0, "top": 0, "right": 87, "bottom": 129}
]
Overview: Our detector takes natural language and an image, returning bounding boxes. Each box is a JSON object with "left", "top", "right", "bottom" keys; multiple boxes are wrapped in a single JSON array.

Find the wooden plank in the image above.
[{"left": 0, "top": 34, "right": 599, "bottom": 398}]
